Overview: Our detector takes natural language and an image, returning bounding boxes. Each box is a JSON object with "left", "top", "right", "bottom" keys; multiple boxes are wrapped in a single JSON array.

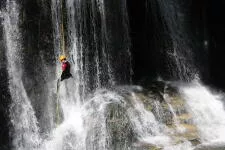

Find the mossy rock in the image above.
[
  {"left": 122, "top": 81, "right": 201, "bottom": 147},
  {"left": 132, "top": 93, "right": 155, "bottom": 113},
  {"left": 195, "top": 145, "right": 225, "bottom": 150},
  {"left": 163, "top": 95, "right": 188, "bottom": 115},
  {"left": 133, "top": 142, "right": 162, "bottom": 150},
  {"left": 168, "top": 123, "right": 200, "bottom": 146},
  {"left": 177, "top": 114, "right": 193, "bottom": 124},
  {"left": 164, "top": 85, "right": 179, "bottom": 97},
  {"left": 147, "top": 105, "right": 153, "bottom": 112},
  {"left": 106, "top": 103, "right": 137, "bottom": 149},
  {"left": 148, "top": 147, "right": 163, "bottom": 150}
]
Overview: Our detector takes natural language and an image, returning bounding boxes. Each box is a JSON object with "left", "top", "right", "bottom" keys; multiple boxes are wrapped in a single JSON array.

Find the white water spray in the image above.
[
  {"left": 128, "top": 92, "right": 171, "bottom": 147},
  {"left": 180, "top": 81, "right": 225, "bottom": 145},
  {"left": 3, "top": 0, "right": 41, "bottom": 149},
  {"left": 4, "top": 0, "right": 225, "bottom": 150}
]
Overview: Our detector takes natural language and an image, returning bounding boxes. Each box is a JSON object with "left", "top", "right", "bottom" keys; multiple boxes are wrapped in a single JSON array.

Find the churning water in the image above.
[
  {"left": 2, "top": 0, "right": 225, "bottom": 150},
  {"left": 180, "top": 81, "right": 225, "bottom": 145}
]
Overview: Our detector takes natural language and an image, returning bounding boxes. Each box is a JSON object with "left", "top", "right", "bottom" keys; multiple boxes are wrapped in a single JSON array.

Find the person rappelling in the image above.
[
  {"left": 58, "top": 0, "right": 71, "bottom": 82},
  {"left": 59, "top": 55, "right": 72, "bottom": 81}
]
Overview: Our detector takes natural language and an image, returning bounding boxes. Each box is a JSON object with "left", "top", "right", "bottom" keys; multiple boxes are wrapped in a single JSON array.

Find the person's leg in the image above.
[{"left": 61, "top": 72, "right": 66, "bottom": 81}]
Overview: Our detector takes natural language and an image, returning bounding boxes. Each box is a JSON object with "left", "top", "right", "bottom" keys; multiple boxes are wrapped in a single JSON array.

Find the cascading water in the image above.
[
  {"left": 40, "top": 0, "right": 133, "bottom": 149},
  {"left": 127, "top": 92, "right": 171, "bottom": 147},
  {"left": 147, "top": 0, "right": 198, "bottom": 81},
  {"left": 3, "top": 0, "right": 41, "bottom": 149},
  {"left": 64, "top": 0, "right": 131, "bottom": 90},
  {"left": 2, "top": 0, "right": 225, "bottom": 150},
  {"left": 180, "top": 81, "right": 225, "bottom": 146}
]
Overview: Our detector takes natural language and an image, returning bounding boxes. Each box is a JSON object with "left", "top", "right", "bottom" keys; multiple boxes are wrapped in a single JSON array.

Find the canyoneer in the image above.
[
  {"left": 59, "top": 55, "right": 72, "bottom": 81},
  {"left": 56, "top": 55, "right": 73, "bottom": 125}
]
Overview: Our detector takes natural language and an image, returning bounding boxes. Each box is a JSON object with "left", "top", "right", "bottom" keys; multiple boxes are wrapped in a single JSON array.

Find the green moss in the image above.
[
  {"left": 162, "top": 103, "right": 168, "bottom": 109},
  {"left": 170, "top": 96, "right": 185, "bottom": 105},
  {"left": 147, "top": 105, "right": 153, "bottom": 111}
]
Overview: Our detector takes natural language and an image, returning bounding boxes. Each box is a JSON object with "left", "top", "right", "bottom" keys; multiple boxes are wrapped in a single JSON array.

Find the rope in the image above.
[
  {"left": 56, "top": 0, "right": 65, "bottom": 126},
  {"left": 56, "top": 79, "right": 60, "bottom": 125},
  {"left": 60, "top": 0, "right": 66, "bottom": 55}
]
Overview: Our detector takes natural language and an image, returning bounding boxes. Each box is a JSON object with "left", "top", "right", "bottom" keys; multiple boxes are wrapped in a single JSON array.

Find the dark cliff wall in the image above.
[
  {"left": 1, "top": 0, "right": 55, "bottom": 147},
  {"left": 127, "top": 0, "right": 210, "bottom": 83},
  {"left": 208, "top": 0, "right": 225, "bottom": 89},
  {"left": 19, "top": 0, "right": 55, "bottom": 132},
  {"left": 0, "top": 16, "right": 12, "bottom": 150},
  {"left": 127, "top": 0, "right": 225, "bottom": 89}
]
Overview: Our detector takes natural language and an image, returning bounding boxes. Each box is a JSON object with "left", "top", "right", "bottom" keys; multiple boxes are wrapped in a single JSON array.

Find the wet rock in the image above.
[
  {"left": 133, "top": 141, "right": 162, "bottom": 150},
  {"left": 130, "top": 81, "right": 201, "bottom": 146},
  {"left": 0, "top": 31, "right": 12, "bottom": 149},
  {"left": 177, "top": 114, "right": 193, "bottom": 124},
  {"left": 106, "top": 103, "right": 137, "bottom": 149},
  {"left": 169, "top": 124, "right": 200, "bottom": 146},
  {"left": 189, "top": 138, "right": 201, "bottom": 146},
  {"left": 195, "top": 144, "right": 225, "bottom": 150}
]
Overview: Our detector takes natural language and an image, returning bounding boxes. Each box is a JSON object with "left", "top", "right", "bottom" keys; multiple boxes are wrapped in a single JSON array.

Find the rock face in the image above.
[
  {"left": 0, "top": 16, "right": 12, "bottom": 150},
  {"left": 106, "top": 103, "right": 136, "bottom": 149},
  {"left": 133, "top": 81, "right": 201, "bottom": 147},
  {"left": 103, "top": 81, "right": 201, "bottom": 149},
  {"left": 195, "top": 145, "right": 225, "bottom": 150}
]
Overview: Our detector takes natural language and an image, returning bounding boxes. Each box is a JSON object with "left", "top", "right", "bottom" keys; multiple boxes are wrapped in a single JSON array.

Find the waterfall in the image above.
[
  {"left": 2, "top": 0, "right": 225, "bottom": 150},
  {"left": 63, "top": 0, "right": 131, "bottom": 93},
  {"left": 147, "top": 0, "right": 197, "bottom": 81},
  {"left": 127, "top": 92, "right": 171, "bottom": 146},
  {"left": 180, "top": 81, "right": 225, "bottom": 145},
  {"left": 3, "top": 0, "right": 41, "bottom": 149},
  {"left": 38, "top": 0, "right": 132, "bottom": 149}
]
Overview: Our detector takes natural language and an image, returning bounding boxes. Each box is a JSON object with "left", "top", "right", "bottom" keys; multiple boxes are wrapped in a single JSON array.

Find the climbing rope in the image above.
[
  {"left": 56, "top": 0, "right": 65, "bottom": 126},
  {"left": 60, "top": 0, "right": 66, "bottom": 55},
  {"left": 56, "top": 79, "right": 60, "bottom": 125}
]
